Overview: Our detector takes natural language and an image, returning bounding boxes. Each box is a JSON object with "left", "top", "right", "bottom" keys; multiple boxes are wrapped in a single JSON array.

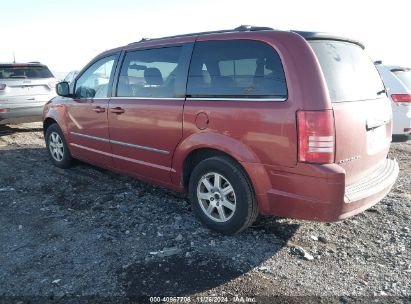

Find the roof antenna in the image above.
[{"left": 13, "top": 51, "right": 16, "bottom": 63}]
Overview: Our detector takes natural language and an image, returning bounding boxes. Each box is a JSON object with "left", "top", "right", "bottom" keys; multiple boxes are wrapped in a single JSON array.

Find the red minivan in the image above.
[{"left": 43, "top": 26, "right": 399, "bottom": 234}]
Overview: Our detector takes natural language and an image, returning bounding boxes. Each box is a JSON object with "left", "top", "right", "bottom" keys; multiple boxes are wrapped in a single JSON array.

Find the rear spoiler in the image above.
[{"left": 292, "top": 31, "right": 365, "bottom": 49}]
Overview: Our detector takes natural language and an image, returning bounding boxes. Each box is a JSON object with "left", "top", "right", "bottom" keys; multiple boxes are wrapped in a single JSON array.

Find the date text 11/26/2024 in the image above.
[{"left": 149, "top": 296, "right": 256, "bottom": 303}]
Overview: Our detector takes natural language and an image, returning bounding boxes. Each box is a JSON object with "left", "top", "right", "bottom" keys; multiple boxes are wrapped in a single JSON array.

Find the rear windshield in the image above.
[
  {"left": 309, "top": 41, "right": 385, "bottom": 103},
  {"left": 392, "top": 70, "right": 411, "bottom": 89},
  {"left": 0, "top": 65, "right": 54, "bottom": 79}
]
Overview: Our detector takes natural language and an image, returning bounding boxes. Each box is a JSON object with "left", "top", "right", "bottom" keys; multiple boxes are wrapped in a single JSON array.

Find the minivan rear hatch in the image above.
[{"left": 308, "top": 39, "right": 392, "bottom": 185}]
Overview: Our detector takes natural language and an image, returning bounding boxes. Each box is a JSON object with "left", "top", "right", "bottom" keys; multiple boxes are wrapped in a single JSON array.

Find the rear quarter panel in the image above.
[{"left": 173, "top": 31, "right": 331, "bottom": 185}]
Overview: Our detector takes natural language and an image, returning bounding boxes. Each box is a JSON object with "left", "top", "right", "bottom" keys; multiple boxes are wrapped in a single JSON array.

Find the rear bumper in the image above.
[
  {"left": 392, "top": 105, "right": 411, "bottom": 136},
  {"left": 245, "top": 158, "right": 399, "bottom": 221},
  {"left": 0, "top": 104, "right": 45, "bottom": 124},
  {"left": 339, "top": 158, "right": 399, "bottom": 219}
]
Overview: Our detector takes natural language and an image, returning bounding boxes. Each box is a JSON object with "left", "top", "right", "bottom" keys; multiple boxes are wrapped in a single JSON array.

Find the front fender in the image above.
[{"left": 43, "top": 101, "right": 68, "bottom": 136}]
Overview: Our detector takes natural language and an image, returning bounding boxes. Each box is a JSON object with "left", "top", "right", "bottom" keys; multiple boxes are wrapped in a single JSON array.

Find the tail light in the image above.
[
  {"left": 0, "top": 108, "right": 9, "bottom": 113},
  {"left": 391, "top": 94, "right": 411, "bottom": 105},
  {"left": 404, "top": 128, "right": 411, "bottom": 133},
  {"left": 0, "top": 84, "right": 6, "bottom": 90},
  {"left": 297, "top": 110, "right": 335, "bottom": 164}
]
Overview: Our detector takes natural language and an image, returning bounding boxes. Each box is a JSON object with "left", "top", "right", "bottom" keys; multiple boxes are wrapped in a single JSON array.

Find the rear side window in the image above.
[
  {"left": 392, "top": 69, "right": 411, "bottom": 89},
  {"left": 187, "top": 40, "right": 287, "bottom": 99},
  {"left": 0, "top": 65, "right": 53, "bottom": 79},
  {"left": 310, "top": 41, "right": 385, "bottom": 102},
  {"left": 117, "top": 46, "right": 182, "bottom": 98}
]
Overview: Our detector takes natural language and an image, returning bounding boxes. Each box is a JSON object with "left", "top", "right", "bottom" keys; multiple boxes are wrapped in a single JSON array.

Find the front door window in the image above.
[{"left": 75, "top": 55, "right": 116, "bottom": 99}]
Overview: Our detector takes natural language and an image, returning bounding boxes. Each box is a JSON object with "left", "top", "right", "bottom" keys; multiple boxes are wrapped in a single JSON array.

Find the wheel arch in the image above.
[
  {"left": 42, "top": 104, "right": 68, "bottom": 137},
  {"left": 182, "top": 148, "right": 242, "bottom": 190},
  {"left": 43, "top": 110, "right": 71, "bottom": 156},
  {"left": 43, "top": 117, "right": 58, "bottom": 135},
  {"left": 171, "top": 132, "right": 269, "bottom": 196}
]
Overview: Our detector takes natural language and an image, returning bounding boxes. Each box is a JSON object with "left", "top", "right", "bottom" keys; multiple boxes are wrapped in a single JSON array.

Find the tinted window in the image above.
[
  {"left": 117, "top": 46, "right": 182, "bottom": 98},
  {"left": 75, "top": 55, "right": 116, "bottom": 98},
  {"left": 187, "top": 40, "right": 287, "bottom": 99},
  {"left": 310, "top": 41, "right": 385, "bottom": 102},
  {"left": 0, "top": 65, "right": 53, "bottom": 79},
  {"left": 392, "top": 69, "right": 411, "bottom": 90}
]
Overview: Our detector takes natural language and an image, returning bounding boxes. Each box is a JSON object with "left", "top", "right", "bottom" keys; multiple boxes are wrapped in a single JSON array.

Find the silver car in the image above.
[{"left": 0, "top": 63, "right": 58, "bottom": 124}]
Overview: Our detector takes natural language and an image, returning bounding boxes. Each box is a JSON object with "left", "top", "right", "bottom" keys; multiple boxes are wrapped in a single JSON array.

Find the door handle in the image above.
[
  {"left": 92, "top": 106, "right": 106, "bottom": 113},
  {"left": 110, "top": 107, "right": 125, "bottom": 114}
]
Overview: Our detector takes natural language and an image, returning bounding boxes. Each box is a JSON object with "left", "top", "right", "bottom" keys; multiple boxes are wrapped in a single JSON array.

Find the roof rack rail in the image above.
[
  {"left": 128, "top": 25, "right": 274, "bottom": 45},
  {"left": 234, "top": 25, "right": 274, "bottom": 31},
  {"left": 391, "top": 67, "right": 411, "bottom": 72},
  {"left": 28, "top": 61, "right": 41, "bottom": 64}
]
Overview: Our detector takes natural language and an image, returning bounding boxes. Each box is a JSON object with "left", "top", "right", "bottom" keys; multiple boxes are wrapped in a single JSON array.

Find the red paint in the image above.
[
  {"left": 66, "top": 98, "right": 112, "bottom": 167},
  {"left": 108, "top": 98, "right": 184, "bottom": 184},
  {"left": 43, "top": 29, "right": 398, "bottom": 222}
]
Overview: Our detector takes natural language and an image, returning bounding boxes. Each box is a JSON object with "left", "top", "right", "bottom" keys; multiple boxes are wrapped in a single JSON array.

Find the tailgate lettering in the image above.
[{"left": 337, "top": 155, "right": 361, "bottom": 164}]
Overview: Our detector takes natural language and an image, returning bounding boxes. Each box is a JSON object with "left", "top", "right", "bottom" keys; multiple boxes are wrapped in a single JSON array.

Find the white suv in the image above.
[
  {"left": 376, "top": 63, "right": 411, "bottom": 141},
  {"left": 0, "top": 63, "right": 58, "bottom": 125}
]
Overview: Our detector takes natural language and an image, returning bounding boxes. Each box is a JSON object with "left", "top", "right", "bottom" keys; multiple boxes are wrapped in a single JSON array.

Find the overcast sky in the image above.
[{"left": 1, "top": 0, "right": 410, "bottom": 75}]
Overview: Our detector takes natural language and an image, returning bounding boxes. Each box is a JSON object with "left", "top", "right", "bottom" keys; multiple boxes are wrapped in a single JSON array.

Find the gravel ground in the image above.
[{"left": 0, "top": 122, "right": 410, "bottom": 303}]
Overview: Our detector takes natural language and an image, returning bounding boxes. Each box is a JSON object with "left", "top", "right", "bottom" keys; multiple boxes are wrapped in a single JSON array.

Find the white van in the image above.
[{"left": 376, "top": 63, "right": 411, "bottom": 141}]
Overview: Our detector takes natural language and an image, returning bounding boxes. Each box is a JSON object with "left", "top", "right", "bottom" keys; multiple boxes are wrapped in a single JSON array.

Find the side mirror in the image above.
[{"left": 56, "top": 81, "right": 71, "bottom": 97}]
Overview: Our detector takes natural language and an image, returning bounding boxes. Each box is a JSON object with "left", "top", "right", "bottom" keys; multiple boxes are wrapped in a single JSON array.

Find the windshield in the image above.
[
  {"left": 0, "top": 65, "right": 54, "bottom": 79},
  {"left": 309, "top": 40, "right": 385, "bottom": 102},
  {"left": 392, "top": 69, "right": 411, "bottom": 90}
]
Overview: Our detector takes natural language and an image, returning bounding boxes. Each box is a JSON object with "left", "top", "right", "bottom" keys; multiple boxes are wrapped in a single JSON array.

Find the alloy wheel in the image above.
[
  {"left": 196, "top": 172, "right": 236, "bottom": 222},
  {"left": 48, "top": 132, "right": 64, "bottom": 162}
]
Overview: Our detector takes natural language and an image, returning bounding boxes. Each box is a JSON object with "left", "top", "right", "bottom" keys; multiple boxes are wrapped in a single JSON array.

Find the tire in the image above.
[
  {"left": 45, "top": 123, "right": 73, "bottom": 169},
  {"left": 188, "top": 156, "right": 258, "bottom": 235}
]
